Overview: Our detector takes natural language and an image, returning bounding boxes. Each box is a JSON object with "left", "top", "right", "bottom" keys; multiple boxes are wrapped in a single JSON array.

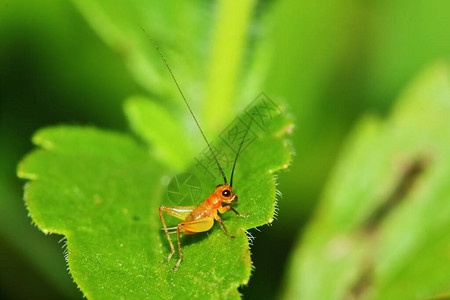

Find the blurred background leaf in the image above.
[
  {"left": 124, "top": 96, "right": 194, "bottom": 170},
  {"left": 282, "top": 62, "right": 450, "bottom": 299},
  {"left": 1, "top": 0, "right": 449, "bottom": 298}
]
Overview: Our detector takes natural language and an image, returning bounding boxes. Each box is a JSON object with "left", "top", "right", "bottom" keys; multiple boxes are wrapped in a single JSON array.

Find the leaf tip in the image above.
[
  {"left": 17, "top": 154, "right": 39, "bottom": 180},
  {"left": 32, "top": 131, "right": 55, "bottom": 150},
  {"left": 17, "top": 169, "right": 38, "bottom": 180}
]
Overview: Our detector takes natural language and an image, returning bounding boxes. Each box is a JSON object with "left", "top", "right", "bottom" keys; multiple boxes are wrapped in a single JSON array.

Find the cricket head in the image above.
[{"left": 215, "top": 184, "right": 237, "bottom": 204}]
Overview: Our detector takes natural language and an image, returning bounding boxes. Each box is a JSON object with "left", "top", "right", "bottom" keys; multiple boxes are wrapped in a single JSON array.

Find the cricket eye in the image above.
[{"left": 222, "top": 190, "right": 231, "bottom": 197}]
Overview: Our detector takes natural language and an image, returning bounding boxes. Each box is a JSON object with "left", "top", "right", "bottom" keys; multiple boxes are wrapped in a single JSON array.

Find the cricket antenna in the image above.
[
  {"left": 230, "top": 120, "right": 252, "bottom": 188},
  {"left": 143, "top": 30, "right": 228, "bottom": 184}
]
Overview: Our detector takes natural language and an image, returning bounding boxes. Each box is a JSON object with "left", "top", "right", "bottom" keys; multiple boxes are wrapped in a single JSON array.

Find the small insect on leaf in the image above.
[{"left": 151, "top": 40, "right": 260, "bottom": 271}]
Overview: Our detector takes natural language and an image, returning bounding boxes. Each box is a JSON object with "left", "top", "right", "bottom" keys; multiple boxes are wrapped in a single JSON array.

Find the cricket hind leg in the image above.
[
  {"left": 159, "top": 207, "right": 176, "bottom": 263},
  {"left": 171, "top": 217, "right": 214, "bottom": 271},
  {"left": 160, "top": 213, "right": 214, "bottom": 270},
  {"left": 173, "top": 226, "right": 183, "bottom": 271},
  {"left": 159, "top": 205, "right": 195, "bottom": 263},
  {"left": 160, "top": 205, "right": 195, "bottom": 220}
]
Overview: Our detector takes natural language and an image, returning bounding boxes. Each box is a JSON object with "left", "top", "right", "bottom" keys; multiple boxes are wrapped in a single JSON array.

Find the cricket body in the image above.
[{"left": 151, "top": 40, "right": 249, "bottom": 271}]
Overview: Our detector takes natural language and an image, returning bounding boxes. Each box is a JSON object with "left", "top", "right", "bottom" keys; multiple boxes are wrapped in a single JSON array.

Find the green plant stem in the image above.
[{"left": 204, "top": 0, "right": 256, "bottom": 132}]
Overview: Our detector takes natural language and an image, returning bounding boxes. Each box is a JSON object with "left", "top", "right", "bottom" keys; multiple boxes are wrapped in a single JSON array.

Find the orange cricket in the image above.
[
  {"left": 159, "top": 183, "right": 247, "bottom": 270},
  {"left": 152, "top": 40, "right": 250, "bottom": 270}
]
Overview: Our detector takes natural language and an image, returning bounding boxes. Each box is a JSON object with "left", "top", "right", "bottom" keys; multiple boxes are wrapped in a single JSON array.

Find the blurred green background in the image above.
[{"left": 1, "top": 0, "right": 449, "bottom": 299}]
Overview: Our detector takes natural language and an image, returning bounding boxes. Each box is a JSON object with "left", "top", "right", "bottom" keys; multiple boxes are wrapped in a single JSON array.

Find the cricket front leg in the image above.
[
  {"left": 218, "top": 205, "right": 249, "bottom": 217},
  {"left": 214, "top": 214, "right": 235, "bottom": 238}
]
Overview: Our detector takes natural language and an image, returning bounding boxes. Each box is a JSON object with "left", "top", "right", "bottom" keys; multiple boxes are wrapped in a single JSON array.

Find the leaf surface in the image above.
[{"left": 18, "top": 101, "right": 292, "bottom": 298}]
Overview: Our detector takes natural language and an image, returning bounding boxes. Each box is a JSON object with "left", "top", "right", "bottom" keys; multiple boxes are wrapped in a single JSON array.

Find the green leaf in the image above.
[
  {"left": 18, "top": 101, "right": 292, "bottom": 298},
  {"left": 282, "top": 61, "right": 450, "bottom": 300}
]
